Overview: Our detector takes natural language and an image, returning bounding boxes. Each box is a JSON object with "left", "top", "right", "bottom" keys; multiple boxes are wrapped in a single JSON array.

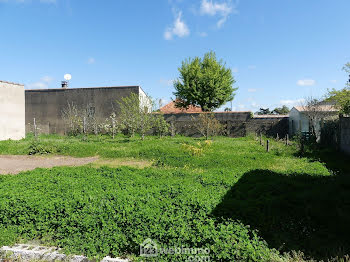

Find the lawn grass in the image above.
[{"left": 0, "top": 134, "right": 349, "bottom": 261}]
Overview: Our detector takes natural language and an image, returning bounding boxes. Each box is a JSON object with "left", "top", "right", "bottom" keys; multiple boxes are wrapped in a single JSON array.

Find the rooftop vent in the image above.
[{"left": 61, "top": 81, "right": 68, "bottom": 89}]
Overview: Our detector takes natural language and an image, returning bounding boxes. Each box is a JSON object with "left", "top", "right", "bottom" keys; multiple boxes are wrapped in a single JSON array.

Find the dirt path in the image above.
[{"left": 0, "top": 155, "right": 98, "bottom": 175}]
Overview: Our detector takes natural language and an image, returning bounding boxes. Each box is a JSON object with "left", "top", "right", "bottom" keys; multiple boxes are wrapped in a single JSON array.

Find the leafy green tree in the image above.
[
  {"left": 173, "top": 51, "right": 237, "bottom": 112},
  {"left": 256, "top": 108, "right": 271, "bottom": 115},
  {"left": 327, "top": 88, "right": 350, "bottom": 115},
  {"left": 153, "top": 114, "right": 170, "bottom": 138},
  {"left": 272, "top": 105, "right": 290, "bottom": 115},
  {"left": 326, "top": 63, "right": 350, "bottom": 115},
  {"left": 118, "top": 93, "right": 154, "bottom": 140},
  {"left": 118, "top": 93, "right": 140, "bottom": 137},
  {"left": 138, "top": 103, "right": 153, "bottom": 140}
]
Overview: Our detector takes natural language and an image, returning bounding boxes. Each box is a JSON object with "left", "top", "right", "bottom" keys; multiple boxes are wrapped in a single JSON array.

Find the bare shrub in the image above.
[
  {"left": 193, "top": 113, "right": 225, "bottom": 139},
  {"left": 61, "top": 102, "right": 83, "bottom": 136},
  {"left": 300, "top": 97, "right": 337, "bottom": 141},
  {"left": 102, "top": 112, "right": 119, "bottom": 138}
]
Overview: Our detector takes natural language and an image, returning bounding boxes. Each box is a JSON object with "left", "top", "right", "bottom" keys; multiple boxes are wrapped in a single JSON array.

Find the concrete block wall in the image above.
[
  {"left": 25, "top": 86, "right": 141, "bottom": 135},
  {"left": 25, "top": 86, "right": 288, "bottom": 138},
  {"left": 340, "top": 117, "right": 350, "bottom": 155},
  {"left": 247, "top": 116, "right": 289, "bottom": 138},
  {"left": 163, "top": 112, "right": 288, "bottom": 137},
  {"left": 0, "top": 81, "right": 25, "bottom": 140}
]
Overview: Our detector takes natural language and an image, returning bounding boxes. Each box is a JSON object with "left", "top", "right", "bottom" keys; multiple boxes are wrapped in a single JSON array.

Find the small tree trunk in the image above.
[
  {"left": 206, "top": 119, "right": 210, "bottom": 140},
  {"left": 83, "top": 117, "right": 86, "bottom": 135},
  {"left": 300, "top": 138, "right": 304, "bottom": 154},
  {"left": 266, "top": 140, "right": 270, "bottom": 152},
  {"left": 286, "top": 134, "right": 289, "bottom": 146},
  {"left": 33, "top": 118, "right": 37, "bottom": 138},
  {"left": 112, "top": 119, "right": 115, "bottom": 139},
  {"left": 171, "top": 122, "right": 175, "bottom": 137}
]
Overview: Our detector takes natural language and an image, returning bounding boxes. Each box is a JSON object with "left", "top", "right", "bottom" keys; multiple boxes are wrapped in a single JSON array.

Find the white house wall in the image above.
[
  {"left": 139, "top": 87, "right": 152, "bottom": 112},
  {"left": 0, "top": 82, "right": 25, "bottom": 140},
  {"left": 289, "top": 108, "right": 310, "bottom": 136}
]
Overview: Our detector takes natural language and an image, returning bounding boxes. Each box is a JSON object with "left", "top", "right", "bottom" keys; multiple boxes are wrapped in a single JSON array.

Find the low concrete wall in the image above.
[
  {"left": 247, "top": 116, "right": 289, "bottom": 138},
  {"left": 25, "top": 86, "right": 142, "bottom": 135},
  {"left": 340, "top": 117, "right": 350, "bottom": 155},
  {"left": 163, "top": 112, "right": 288, "bottom": 138},
  {"left": 0, "top": 81, "right": 25, "bottom": 140}
]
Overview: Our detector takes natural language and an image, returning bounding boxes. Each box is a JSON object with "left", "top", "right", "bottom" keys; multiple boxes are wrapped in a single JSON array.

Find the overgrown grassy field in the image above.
[{"left": 0, "top": 135, "right": 349, "bottom": 261}]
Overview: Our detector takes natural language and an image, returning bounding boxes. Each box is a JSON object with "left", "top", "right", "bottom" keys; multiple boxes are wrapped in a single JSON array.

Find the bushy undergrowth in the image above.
[
  {"left": 0, "top": 135, "right": 348, "bottom": 261},
  {"left": 0, "top": 166, "right": 279, "bottom": 261}
]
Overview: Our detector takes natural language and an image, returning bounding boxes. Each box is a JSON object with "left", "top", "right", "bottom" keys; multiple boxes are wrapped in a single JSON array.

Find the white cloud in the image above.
[
  {"left": 297, "top": 79, "right": 315, "bottom": 86},
  {"left": 251, "top": 101, "right": 258, "bottom": 108},
  {"left": 200, "top": 0, "right": 235, "bottom": 28},
  {"left": 164, "top": 11, "right": 190, "bottom": 40},
  {"left": 27, "top": 82, "right": 47, "bottom": 89},
  {"left": 40, "top": 76, "right": 54, "bottom": 82},
  {"left": 198, "top": 32, "right": 208, "bottom": 37},
  {"left": 248, "top": 88, "right": 257, "bottom": 93},
  {"left": 232, "top": 67, "right": 238, "bottom": 73},
  {"left": 27, "top": 76, "right": 54, "bottom": 89},
  {"left": 330, "top": 80, "right": 337, "bottom": 84},
  {"left": 87, "top": 57, "right": 95, "bottom": 65},
  {"left": 248, "top": 65, "right": 256, "bottom": 70},
  {"left": 238, "top": 104, "right": 245, "bottom": 110},
  {"left": 280, "top": 98, "right": 305, "bottom": 107},
  {"left": 159, "top": 78, "right": 174, "bottom": 87}
]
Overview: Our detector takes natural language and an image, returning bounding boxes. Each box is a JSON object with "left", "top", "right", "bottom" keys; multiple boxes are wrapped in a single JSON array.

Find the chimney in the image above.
[{"left": 61, "top": 81, "right": 68, "bottom": 89}]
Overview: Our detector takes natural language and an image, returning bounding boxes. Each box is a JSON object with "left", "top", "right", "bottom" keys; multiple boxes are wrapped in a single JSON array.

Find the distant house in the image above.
[
  {"left": 0, "top": 80, "right": 25, "bottom": 140},
  {"left": 289, "top": 103, "right": 338, "bottom": 137},
  {"left": 160, "top": 101, "right": 202, "bottom": 114}
]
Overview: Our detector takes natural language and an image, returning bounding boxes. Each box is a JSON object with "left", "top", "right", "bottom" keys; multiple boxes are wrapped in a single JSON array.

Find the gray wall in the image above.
[
  {"left": 0, "top": 81, "right": 25, "bottom": 140},
  {"left": 163, "top": 112, "right": 288, "bottom": 137},
  {"left": 247, "top": 116, "right": 289, "bottom": 138},
  {"left": 25, "top": 86, "right": 141, "bottom": 134},
  {"left": 340, "top": 117, "right": 350, "bottom": 155}
]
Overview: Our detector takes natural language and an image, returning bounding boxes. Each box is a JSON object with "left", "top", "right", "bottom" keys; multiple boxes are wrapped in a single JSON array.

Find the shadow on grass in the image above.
[
  {"left": 295, "top": 144, "right": 350, "bottom": 175},
  {"left": 212, "top": 169, "right": 350, "bottom": 260}
]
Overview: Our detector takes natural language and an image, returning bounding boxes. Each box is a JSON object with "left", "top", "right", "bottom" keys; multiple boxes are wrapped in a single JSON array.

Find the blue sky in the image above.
[{"left": 1, "top": 0, "right": 349, "bottom": 111}]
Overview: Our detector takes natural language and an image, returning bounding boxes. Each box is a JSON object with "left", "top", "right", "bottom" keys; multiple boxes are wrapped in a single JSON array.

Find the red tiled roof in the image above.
[{"left": 160, "top": 101, "right": 203, "bottom": 114}]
